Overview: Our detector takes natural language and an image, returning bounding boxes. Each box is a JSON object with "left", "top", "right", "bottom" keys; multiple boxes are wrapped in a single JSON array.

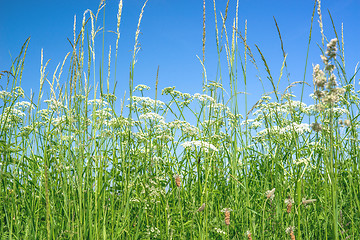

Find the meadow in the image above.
[{"left": 1, "top": 0, "right": 359, "bottom": 239}]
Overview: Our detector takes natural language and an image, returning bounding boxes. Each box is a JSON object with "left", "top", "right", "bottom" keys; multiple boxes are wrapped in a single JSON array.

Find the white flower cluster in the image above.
[
  {"left": 0, "top": 106, "right": 26, "bottom": 129},
  {"left": 44, "top": 98, "right": 67, "bottom": 111},
  {"left": 134, "top": 84, "right": 150, "bottom": 92},
  {"left": 130, "top": 96, "right": 165, "bottom": 111},
  {"left": 283, "top": 100, "right": 307, "bottom": 111},
  {"left": 325, "top": 107, "right": 349, "bottom": 116},
  {"left": 0, "top": 90, "right": 12, "bottom": 100},
  {"left": 145, "top": 226, "right": 160, "bottom": 238},
  {"left": 51, "top": 115, "right": 66, "bottom": 127},
  {"left": 108, "top": 116, "right": 133, "bottom": 128},
  {"left": 92, "top": 108, "right": 113, "bottom": 121},
  {"left": 14, "top": 101, "right": 34, "bottom": 111},
  {"left": 168, "top": 120, "right": 200, "bottom": 136},
  {"left": 194, "top": 93, "right": 215, "bottom": 103},
  {"left": 214, "top": 227, "right": 226, "bottom": 235},
  {"left": 139, "top": 112, "right": 165, "bottom": 123},
  {"left": 257, "top": 123, "right": 311, "bottom": 139},
  {"left": 240, "top": 119, "right": 262, "bottom": 129},
  {"left": 181, "top": 140, "right": 218, "bottom": 152},
  {"left": 88, "top": 98, "right": 108, "bottom": 108}
]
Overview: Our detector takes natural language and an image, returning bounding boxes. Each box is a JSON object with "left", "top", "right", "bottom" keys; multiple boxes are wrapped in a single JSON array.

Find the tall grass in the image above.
[{"left": 1, "top": 0, "right": 359, "bottom": 239}]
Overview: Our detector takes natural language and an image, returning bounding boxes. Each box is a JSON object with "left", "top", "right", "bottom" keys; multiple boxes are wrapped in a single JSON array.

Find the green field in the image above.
[{"left": 1, "top": 0, "right": 359, "bottom": 239}]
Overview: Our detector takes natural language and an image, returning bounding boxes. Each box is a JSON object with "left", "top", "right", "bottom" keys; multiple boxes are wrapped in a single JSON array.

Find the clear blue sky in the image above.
[{"left": 1, "top": 0, "right": 359, "bottom": 112}]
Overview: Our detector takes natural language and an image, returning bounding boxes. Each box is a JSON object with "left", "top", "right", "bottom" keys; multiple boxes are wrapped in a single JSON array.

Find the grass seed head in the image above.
[
  {"left": 245, "top": 230, "right": 252, "bottom": 240},
  {"left": 285, "top": 196, "right": 294, "bottom": 213},
  {"left": 286, "top": 226, "right": 295, "bottom": 240},
  {"left": 221, "top": 208, "right": 232, "bottom": 226},
  {"left": 343, "top": 119, "right": 351, "bottom": 127},
  {"left": 225, "top": 210, "right": 230, "bottom": 226},
  {"left": 174, "top": 174, "right": 182, "bottom": 188},
  {"left": 311, "top": 122, "right": 322, "bottom": 132},
  {"left": 266, "top": 188, "right": 275, "bottom": 200},
  {"left": 197, "top": 203, "right": 206, "bottom": 212}
]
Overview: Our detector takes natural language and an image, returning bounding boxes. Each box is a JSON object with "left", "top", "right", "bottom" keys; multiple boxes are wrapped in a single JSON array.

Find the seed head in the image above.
[
  {"left": 173, "top": 174, "right": 182, "bottom": 188},
  {"left": 311, "top": 122, "right": 322, "bottom": 132},
  {"left": 286, "top": 226, "right": 296, "bottom": 240},
  {"left": 343, "top": 119, "right": 351, "bottom": 127},
  {"left": 224, "top": 209, "right": 230, "bottom": 226},
  {"left": 221, "top": 208, "right": 233, "bottom": 226},
  {"left": 284, "top": 196, "right": 294, "bottom": 214},
  {"left": 265, "top": 188, "right": 275, "bottom": 200},
  {"left": 197, "top": 203, "right": 206, "bottom": 212},
  {"left": 245, "top": 230, "right": 252, "bottom": 240}
]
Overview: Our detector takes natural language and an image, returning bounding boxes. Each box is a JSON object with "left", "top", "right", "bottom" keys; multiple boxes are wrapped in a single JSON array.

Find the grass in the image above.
[{"left": 1, "top": 0, "right": 360, "bottom": 239}]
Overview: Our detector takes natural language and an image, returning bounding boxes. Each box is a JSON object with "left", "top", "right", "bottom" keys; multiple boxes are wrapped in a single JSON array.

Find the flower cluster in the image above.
[{"left": 181, "top": 140, "right": 218, "bottom": 153}]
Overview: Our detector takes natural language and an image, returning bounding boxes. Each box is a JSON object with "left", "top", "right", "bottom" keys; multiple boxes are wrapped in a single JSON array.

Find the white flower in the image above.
[
  {"left": 194, "top": 93, "right": 215, "bottom": 103},
  {"left": 214, "top": 228, "right": 226, "bottom": 235},
  {"left": 162, "top": 86, "right": 175, "bottom": 95},
  {"left": 51, "top": 116, "right": 66, "bottom": 127},
  {"left": 139, "top": 112, "right": 164, "bottom": 122},
  {"left": 88, "top": 99, "right": 108, "bottom": 107},
  {"left": 0, "top": 90, "right": 12, "bottom": 100},
  {"left": 134, "top": 84, "right": 150, "bottom": 91},
  {"left": 326, "top": 107, "right": 349, "bottom": 115},
  {"left": 168, "top": 120, "right": 200, "bottom": 136},
  {"left": 181, "top": 140, "right": 218, "bottom": 152},
  {"left": 93, "top": 108, "right": 113, "bottom": 120},
  {"left": 44, "top": 98, "right": 67, "bottom": 111},
  {"left": 131, "top": 96, "right": 165, "bottom": 110},
  {"left": 209, "top": 102, "right": 230, "bottom": 112},
  {"left": 14, "top": 101, "right": 34, "bottom": 111}
]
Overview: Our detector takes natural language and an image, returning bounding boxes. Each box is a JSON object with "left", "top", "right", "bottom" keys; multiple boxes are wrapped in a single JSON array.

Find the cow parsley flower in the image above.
[{"left": 181, "top": 140, "right": 218, "bottom": 152}]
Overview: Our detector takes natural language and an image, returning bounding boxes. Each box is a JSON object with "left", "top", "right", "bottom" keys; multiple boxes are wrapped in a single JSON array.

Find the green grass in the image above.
[{"left": 1, "top": 0, "right": 360, "bottom": 239}]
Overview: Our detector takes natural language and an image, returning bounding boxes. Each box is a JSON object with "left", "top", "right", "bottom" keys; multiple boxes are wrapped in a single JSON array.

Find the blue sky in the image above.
[{"left": 1, "top": 0, "right": 359, "bottom": 113}]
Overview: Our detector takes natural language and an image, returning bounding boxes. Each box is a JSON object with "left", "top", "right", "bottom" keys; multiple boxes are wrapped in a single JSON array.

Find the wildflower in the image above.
[
  {"left": 265, "top": 188, "right": 275, "bottom": 200},
  {"left": 93, "top": 108, "right": 113, "bottom": 121},
  {"left": 173, "top": 174, "right": 182, "bottom": 188},
  {"left": 181, "top": 140, "right": 218, "bottom": 152},
  {"left": 0, "top": 90, "right": 11, "bottom": 100},
  {"left": 286, "top": 226, "right": 296, "bottom": 240},
  {"left": 343, "top": 119, "right": 351, "bottom": 127},
  {"left": 134, "top": 84, "right": 150, "bottom": 92},
  {"left": 205, "top": 81, "right": 223, "bottom": 90},
  {"left": 131, "top": 96, "right": 165, "bottom": 110},
  {"left": 145, "top": 226, "right": 160, "bottom": 238},
  {"left": 102, "top": 93, "right": 117, "bottom": 102},
  {"left": 245, "top": 230, "right": 253, "bottom": 240},
  {"left": 44, "top": 98, "right": 67, "bottom": 111},
  {"left": 285, "top": 196, "right": 294, "bottom": 213},
  {"left": 314, "top": 90, "right": 325, "bottom": 99},
  {"left": 88, "top": 98, "right": 109, "bottom": 108},
  {"left": 193, "top": 93, "right": 215, "bottom": 103},
  {"left": 214, "top": 227, "right": 226, "bottom": 235},
  {"left": 221, "top": 208, "right": 233, "bottom": 226},
  {"left": 139, "top": 112, "right": 165, "bottom": 122},
  {"left": 14, "top": 101, "right": 34, "bottom": 111},
  {"left": 310, "top": 122, "right": 322, "bottom": 132},
  {"left": 162, "top": 86, "right": 175, "bottom": 95},
  {"left": 13, "top": 86, "right": 24, "bottom": 98}
]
